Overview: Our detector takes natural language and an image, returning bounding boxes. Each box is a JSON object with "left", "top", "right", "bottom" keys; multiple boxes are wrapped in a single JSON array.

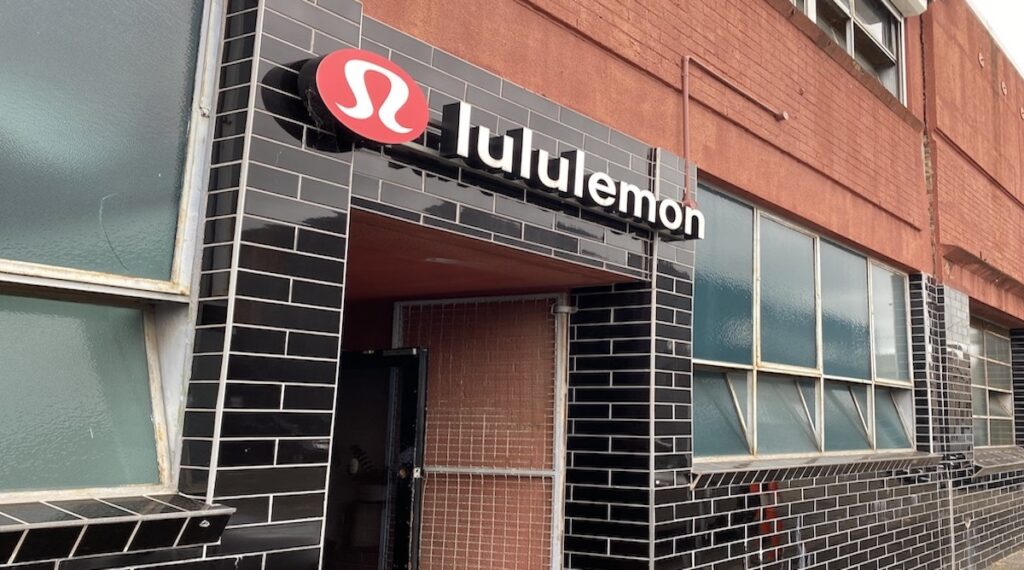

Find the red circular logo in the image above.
[{"left": 312, "top": 49, "right": 429, "bottom": 144}]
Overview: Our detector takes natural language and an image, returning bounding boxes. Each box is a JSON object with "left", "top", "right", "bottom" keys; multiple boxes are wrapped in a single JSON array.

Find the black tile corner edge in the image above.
[{"left": 0, "top": 495, "right": 234, "bottom": 565}]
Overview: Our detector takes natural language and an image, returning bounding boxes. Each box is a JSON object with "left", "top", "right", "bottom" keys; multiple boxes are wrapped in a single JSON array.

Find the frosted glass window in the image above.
[
  {"left": 760, "top": 219, "right": 816, "bottom": 368},
  {"left": 821, "top": 243, "right": 870, "bottom": 379},
  {"left": 986, "top": 332, "right": 1011, "bottom": 364},
  {"left": 974, "top": 419, "right": 989, "bottom": 447},
  {"left": 987, "top": 362, "right": 1012, "bottom": 392},
  {"left": 991, "top": 419, "right": 1014, "bottom": 446},
  {"left": 875, "top": 387, "right": 911, "bottom": 450},
  {"left": 970, "top": 321, "right": 1016, "bottom": 446},
  {"left": 972, "top": 388, "right": 988, "bottom": 416},
  {"left": 691, "top": 188, "right": 918, "bottom": 460},
  {"left": 693, "top": 369, "right": 749, "bottom": 457},
  {"left": 990, "top": 393, "right": 1013, "bottom": 418},
  {"left": 824, "top": 381, "right": 871, "bottom": 451},
  {"left": 0, "top": 1, "right": 204, "bottom": 279},
  {"left": 871, "top": 266, "right": 910, "bottom": 381},
  {"left": 757, "top": 375, "right": 818, "bottom": 454},
  {"left": 0, "top": 294, "right": 160, "bottom": 492},
  {"left": 694, "top": 189, "right": 754, "bottom": 365}
]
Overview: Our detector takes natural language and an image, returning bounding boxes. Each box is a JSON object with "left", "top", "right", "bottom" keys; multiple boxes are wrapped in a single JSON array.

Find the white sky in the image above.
[{"left": 965, "top": 0, "right": 1024, "bottom": 76}]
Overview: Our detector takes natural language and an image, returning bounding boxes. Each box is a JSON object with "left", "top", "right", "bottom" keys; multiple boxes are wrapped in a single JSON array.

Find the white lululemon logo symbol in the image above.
[
  {"left": 310, "top": 49, "right": 429, "bottom": 144},
  {"left": 336, "top": 59, "right": 414, "bottom": 135}
]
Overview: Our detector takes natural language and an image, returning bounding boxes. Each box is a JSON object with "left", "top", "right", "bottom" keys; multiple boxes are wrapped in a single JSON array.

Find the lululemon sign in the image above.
[
  {"left": 301, "top": 49, "right": 703, "bottom": 239},
  {"left": 300, "top": 48, "right": 429, "bottom": 144}
]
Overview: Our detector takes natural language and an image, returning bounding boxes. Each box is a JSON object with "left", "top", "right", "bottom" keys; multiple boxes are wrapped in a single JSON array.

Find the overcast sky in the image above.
[{"left": 965, "top": 0, "right": 1024, "bottom": 75}]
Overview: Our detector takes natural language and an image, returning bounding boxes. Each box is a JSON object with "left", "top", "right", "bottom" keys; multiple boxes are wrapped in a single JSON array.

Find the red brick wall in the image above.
[
  {"left": 401, "top": 298, "right": 557, "bottom": 569},
  {"left": 928, "top": 0, "right": 1024, "bottom": 318},
  {"left": 363, "top": 0, "right": 931, "bottom": 272}
]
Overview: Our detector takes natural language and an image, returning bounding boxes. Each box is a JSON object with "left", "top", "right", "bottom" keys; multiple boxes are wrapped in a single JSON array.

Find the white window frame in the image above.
[
  {"left": 0, "top": 0, "right": 225, "bottom": 501},
  {"left": 970, "top": 319, "right": 1016, "bottom": 448},
  {"left": 693, "top": 189, "right": 915, "bottom": 460},
  {"left": 794, "top": 0, "right": 907, "bottom": 102}
]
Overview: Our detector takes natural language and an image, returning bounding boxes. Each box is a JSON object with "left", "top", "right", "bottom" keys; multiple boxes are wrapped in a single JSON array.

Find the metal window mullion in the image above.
[
  {"left": 866, "top": 260, "right": 878, "bottom": 451},
  {"left": 752, "top": 212, "right": 761, "bottom": 456},
  {"left": 725, "top": 375, "right": 749, "bottom": 437},
  {"left": 796, "top": 378, "right": 818, "bottom": 449},
  {"left": 813, "top": 234, "right": 824, "bottom": 450}
]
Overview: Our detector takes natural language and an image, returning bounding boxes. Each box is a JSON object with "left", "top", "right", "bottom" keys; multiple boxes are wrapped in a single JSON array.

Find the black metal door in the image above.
[{"left": 325, "top": 348, "right": 427, "bottom": 570}]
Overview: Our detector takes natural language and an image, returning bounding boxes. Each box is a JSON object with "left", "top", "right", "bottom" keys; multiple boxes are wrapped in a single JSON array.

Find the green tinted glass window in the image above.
[
  {"left": 824, "top": 381, "right": 871, "bottom": 451},
  {"left": 871, "top": 266, "right": 909, "bottom": 381},
  {"left": 0, "top": 294, "right": 159, "bottom": 492},
  {"left": 757, "top": 375, "right": 818, "bottom": 454},
  {"left": 693, "top": 369, "right": 749, "bottom": 457},
  {"left": 760, "top": 219, "right": 816, "bottom": 368},
  {"left": 875, "top": 387, "right": 911, "bottom": 449},
  {"left": 0, "top": 1, "right": 204, "bottom": 279},
  {"left": 694, "top": 189, "right": 754, "bottom": 365},
  {"left": 821, "top": 242, "right": 870, "bottom": 379}
]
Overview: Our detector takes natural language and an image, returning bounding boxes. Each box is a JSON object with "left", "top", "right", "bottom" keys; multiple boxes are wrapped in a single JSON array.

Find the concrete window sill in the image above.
[{"left": 688, "top": 451, "right": 941, "bottom": 489}]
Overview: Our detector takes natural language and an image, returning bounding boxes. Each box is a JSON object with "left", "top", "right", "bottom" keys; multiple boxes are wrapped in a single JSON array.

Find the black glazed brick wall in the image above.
[
  {"left": 566, "top": 282, "right": 657, "bottom": 570},
  {"left": 174, "top": 0, "right": 360, "bottom": 569}
]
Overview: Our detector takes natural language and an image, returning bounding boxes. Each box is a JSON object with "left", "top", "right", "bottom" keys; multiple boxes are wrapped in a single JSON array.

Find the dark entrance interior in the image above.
[
  {"left": 323, "top": 350, "right": 426, "bottom": 570},
  {"left": 324, "top": 210, "right": 631, "bottom": 569}
]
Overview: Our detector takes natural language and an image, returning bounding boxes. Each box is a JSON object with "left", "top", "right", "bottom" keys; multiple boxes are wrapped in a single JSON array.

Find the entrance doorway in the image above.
[
  {"left": 330, "top": 210, "right": 634, "bottom": 569},
  {"left": 323, "top": 349, "right": 427, "bottom": 570}
]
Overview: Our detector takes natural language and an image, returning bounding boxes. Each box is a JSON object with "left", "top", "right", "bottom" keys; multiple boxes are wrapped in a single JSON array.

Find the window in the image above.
[
  {"left": 792, "top": 0, "right": 904, "bottom": 99},
  {"left": 0, "top": 1, "right": 213, "bottom": 496},
  {"left": 970, "top": 320, "right": 1015, "bottom": 447},
  {"left": 692, "top": 187, "right": 914, "bottom": 458}
]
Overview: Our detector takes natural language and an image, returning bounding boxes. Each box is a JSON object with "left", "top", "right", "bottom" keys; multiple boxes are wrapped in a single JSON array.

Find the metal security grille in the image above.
[{"left": 397, "top": 296, "right": 565, "bottom": 570}]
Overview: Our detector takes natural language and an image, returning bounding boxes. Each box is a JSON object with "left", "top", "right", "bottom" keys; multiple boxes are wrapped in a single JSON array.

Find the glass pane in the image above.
[
  {"left": 694, "top": 189, "right": 754, "bottom": 365},
  {"left": 875, "top": 387, "right": 911, "bottom": 449},
  {"left": 760, "top": 219, "right": 816, "bottom": 368},
  {"left": 693, "top": 369, "right": 749, "bottom": 457},
  {"left": 0, "top": 294, "right": 159, "bottom": 492},
  {"left": 974, "top": 419, "right": 989, "bottom": 447},
  {"left": 821, "top": 242, "right": 871, "bottom": 378},
  {"left": 0, "top": 1, "right": 204, "bottom": 279},
  {"left": 970, "top": 356, "right": 986, "bottom": 386},
  {"left": 757, "top": 375, "right": 818, "bottom": 454},
  {"left": 871, "top": 266, "right": 910, "bottom": 381},
  {"left": 972, "top": 387, "right": 988, "bottom": 416},
  {"left": 991, "top": 419, "right": 1014, "bottom": 446},
  {"left": 854, "top": 0, "right": 896, "bottom": 51},
  {"left": 985, "top": 331, "right": 1011, "bottom": 364},
  {"left": 990, "top": 392, "right": 1013, "bottom": 418},
  {"left": 969, "top": 324, "right": 984, "bottom": 356},
  {"left": 987, "top": 362, "right": 1012, "bottom": 392},
  {"left": 730, "top": 371, "right": 749, "bottom": 413},
  {"left": 854, "top": 26, "right": 898, "bottom": 96},
  {"left": 798, "top": 379, "right": 818, "bottom": 427},
  {"left": 824, "top": 381, "right": 871, "bottom": 451},
  {"left": 817, "top": 0, "right": 851, "bottom": 48}
]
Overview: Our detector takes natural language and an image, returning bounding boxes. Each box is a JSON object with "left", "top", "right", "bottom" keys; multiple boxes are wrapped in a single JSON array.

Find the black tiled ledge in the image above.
[
  {"left": 0, "top": 495, "right": 232, "bottom": 566},
  {"left": 973, "top": 447, "right": 1024, "bottom": 477},
  {"left": 688, "top": 451, "right": 941, "bottom": 489}
]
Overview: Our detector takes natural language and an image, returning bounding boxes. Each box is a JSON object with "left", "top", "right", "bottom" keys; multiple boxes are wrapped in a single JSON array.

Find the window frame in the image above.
[
  {"left": 693, "top": 187, "right": 915, "bottom": 460},
  {"left": 0, "top": 0, "right": 223, "bottom": 303},
  {"left": 0, "top": 302, "right": 173, "bottom": 502},
  {"left": 970, "top": 319, "right": 1016, "bottom": 449},
  {"left": 0, "top": 0, "right": 224, "bottom": 501},
  {"left": 794, "top": 0, "right": 907, "bottom": 102}
]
